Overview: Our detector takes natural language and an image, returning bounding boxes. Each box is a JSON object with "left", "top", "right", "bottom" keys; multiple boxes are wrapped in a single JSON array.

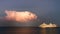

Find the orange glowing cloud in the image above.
[{"left": 5, "top": 10, "right": 37, "bottom": 23}]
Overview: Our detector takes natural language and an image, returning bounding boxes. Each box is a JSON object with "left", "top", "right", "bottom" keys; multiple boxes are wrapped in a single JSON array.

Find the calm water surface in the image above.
[{"left": 0, "top": 27, "right": 59, "bottom": 34}]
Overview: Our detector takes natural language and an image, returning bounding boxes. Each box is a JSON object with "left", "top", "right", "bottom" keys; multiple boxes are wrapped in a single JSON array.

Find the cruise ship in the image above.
[{"left": 39, "top": 23, "right": 57, "bottom": 28}]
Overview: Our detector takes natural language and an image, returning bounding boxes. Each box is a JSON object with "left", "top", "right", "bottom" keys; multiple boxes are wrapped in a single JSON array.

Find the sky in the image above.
[{"left": 0, "top": 0, "right": 60, "bottom": 26}]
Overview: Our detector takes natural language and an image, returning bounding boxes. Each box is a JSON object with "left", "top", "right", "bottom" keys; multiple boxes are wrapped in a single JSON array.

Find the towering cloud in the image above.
[{"left": 5, "top": 10, "right": 37, "bottom": 23}]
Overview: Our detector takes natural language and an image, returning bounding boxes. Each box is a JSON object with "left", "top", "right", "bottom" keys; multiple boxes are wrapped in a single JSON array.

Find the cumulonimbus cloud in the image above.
[{"left": 5, "top": 10, "right": 37, "bottom": 23}]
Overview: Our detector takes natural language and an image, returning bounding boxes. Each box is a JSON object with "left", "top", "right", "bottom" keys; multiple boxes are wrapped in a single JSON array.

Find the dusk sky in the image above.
[{"left": 0, "top": 0, "right": 60, "bottom": 26}]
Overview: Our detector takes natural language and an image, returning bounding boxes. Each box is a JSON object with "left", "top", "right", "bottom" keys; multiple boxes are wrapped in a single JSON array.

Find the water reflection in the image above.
[
  {"left": 40, "top": 28, "right": 46, "bottom": 34},
  {"left": 0, "top": 27, "right": 57, "bottom": 34},
  {"left": 40, "top": 28, "right": 57, "bottom": 34}
]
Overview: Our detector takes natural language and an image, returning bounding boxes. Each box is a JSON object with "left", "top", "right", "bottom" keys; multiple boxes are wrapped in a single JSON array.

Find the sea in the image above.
[{"left": 0, "top": 27, "right": 59, "bottom": 34}]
